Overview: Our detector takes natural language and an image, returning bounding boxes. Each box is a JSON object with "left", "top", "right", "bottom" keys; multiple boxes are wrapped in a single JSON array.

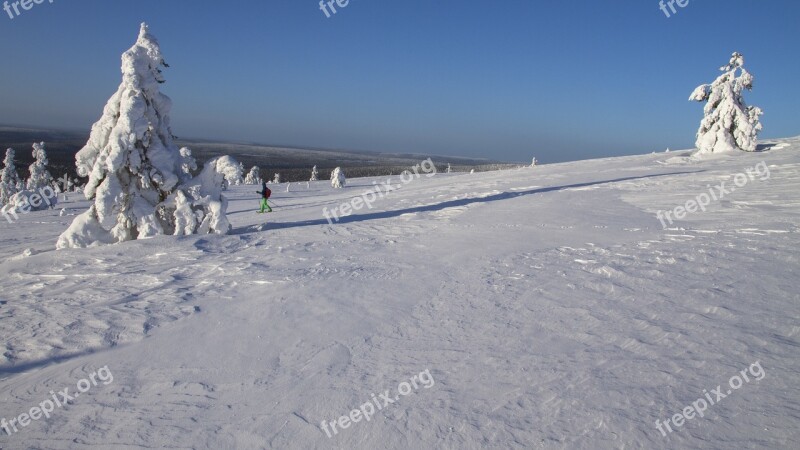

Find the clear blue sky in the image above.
[{"left": 0, "top": 0, "right": 798, "bottom": 163}]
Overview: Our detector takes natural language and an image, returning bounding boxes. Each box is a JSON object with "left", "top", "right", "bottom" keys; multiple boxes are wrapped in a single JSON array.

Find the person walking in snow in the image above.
[{"left": 258, "top": 181, "right": 272, "bottom": 213}]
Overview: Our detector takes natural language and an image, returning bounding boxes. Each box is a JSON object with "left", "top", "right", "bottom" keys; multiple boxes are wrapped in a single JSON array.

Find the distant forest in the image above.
[{"left": 0, "top": 126, "right": 519, "bottom": 185}]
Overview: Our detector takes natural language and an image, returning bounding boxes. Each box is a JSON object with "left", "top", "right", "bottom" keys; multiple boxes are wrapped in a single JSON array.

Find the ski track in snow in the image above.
[{"left": 1, "top": 139, "right": 799, "bottom": 449}]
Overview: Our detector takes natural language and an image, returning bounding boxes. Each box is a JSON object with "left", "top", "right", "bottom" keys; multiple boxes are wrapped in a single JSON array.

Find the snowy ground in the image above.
[{"left": 1, "top": 139, "right": 799, "bottom": 449}]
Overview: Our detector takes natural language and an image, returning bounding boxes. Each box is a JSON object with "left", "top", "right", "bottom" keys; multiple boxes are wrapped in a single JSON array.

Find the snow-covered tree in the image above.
[
  {"left": 331, "top": 167, "right": 346, "bottom": 188},
  {"left": 57, "top": 23, "right": 237, "bottom": 249},
  {"left": 235, "top": 162, "right": 245, "bottom": 185},
  {"left": 26, "top": 142, "right": 53, "bottom": 190},
  {"left": 179, "top": 147, "right": 197, "bottom": 179},
  {"left": 310, "top": 165, "right": 319, "bottom": 181},
  {"left": 446, "top": 163, "right": 452, "bottom": 173},
  {"left": 58, "top": 24, "right": 183, "bottom": 247},
  {"left": 690, "top": 52, "right": 763, "bottom": 154},
  {"left": 244, "top": 166, "right": 262, "bottom": 185},
  {"left": 222, "top": 162, "right": 243, "bottom": 188},
  {"left": 164, "top": 155, "right": 240, "bottom": 236},
  {"left": 531, "top": 158, "right": 538, "bottom": 167},
  {"left": 0, "top": 148, "right": 21, "bottom": 205},
  {"left": 273, "top": 173, "right": 281, "bottom": 184}
]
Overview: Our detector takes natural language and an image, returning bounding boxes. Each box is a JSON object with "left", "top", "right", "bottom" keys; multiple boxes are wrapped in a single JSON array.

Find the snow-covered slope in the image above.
[{"left": 1, "top": 139, "right": 799, "bottom": 449}]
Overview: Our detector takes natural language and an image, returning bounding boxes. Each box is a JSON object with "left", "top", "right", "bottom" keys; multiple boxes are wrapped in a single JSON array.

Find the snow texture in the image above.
[
  {"left": 1, "top": 138, "right": 799, "bottom": 449},
  {"left": 1, "top": 139, "right": 799, "bottom": 448}
]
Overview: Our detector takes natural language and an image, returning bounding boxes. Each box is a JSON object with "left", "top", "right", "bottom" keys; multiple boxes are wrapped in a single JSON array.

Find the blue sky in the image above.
[{"left": 0, "top": 0, "right": 798, "bottom": 163}]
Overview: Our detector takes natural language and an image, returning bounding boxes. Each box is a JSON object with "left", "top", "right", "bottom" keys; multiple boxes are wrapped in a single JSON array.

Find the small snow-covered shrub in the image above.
[{"left": 331, "top": 167, "right": 345, "bottom": 188}]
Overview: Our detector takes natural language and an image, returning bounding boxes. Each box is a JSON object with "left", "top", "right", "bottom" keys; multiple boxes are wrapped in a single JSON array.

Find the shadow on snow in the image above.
[{"left": 233, "top": 171, "right": 702, "bottom": 234}]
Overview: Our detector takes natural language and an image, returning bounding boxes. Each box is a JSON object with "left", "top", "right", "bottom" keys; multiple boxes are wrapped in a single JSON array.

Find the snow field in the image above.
[{"left": 0, "top": 138, "right": 798, "bottom": 448}]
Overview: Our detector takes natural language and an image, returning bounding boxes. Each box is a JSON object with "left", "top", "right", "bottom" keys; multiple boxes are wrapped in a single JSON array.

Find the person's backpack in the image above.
[{"left": 264, "top": 187, "right": 271, "bottom": 199}]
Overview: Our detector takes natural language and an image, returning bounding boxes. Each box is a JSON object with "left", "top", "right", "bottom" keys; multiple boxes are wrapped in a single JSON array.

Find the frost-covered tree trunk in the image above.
[
  {"left": 26, "top": 142, "right": 53, "bottom": 190},
  {"left": 331, "top": 167, "right": 346, "bottom": 188},
  {"left": 0, "top": 148, "right": 21, "bottom": 205},
  {"left": 58, "top": 24, "right": 238, "bottom": 249},
  {"left": 244, "top": 166, "right": 262, "bottom": 185},
  {"left": 310, "top": 165, "right": 319, "bottom": 181},
  {"left": 690, "top": 52, "right": 763, "bottom": 154}
]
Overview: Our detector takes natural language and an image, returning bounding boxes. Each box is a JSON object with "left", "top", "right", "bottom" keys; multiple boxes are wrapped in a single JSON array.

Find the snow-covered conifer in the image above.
[
  {"left": 273, "top": 173, "right": 281, "bottom": 184},
  {"left": 244, "top": 166, "right": 262, "bottom": 185},
  {"left": 331, "top": 167, "right": 346, "bottom": 188},
  {"left": 235, "top": 162, "right": 245, "bottom": 185},
  {"left": 179, "top": 147, "right": 197, "bottom": 181},
  {"left": 26, "top": 142, "right": 53, "bottom": 190},
  {"left": 310, "top": 165, "right": 319, "bottom": 181},
  {"left": 165, "top": 155, "right": 240, "bottom": 236},
  {"left": 446, "top": 163, "right": 452, "bottom": 173},
  {"left": 690, "top": 52, "right": 763, "bottom": 154},
  {"left": 58, "top": 24, "right": 237, "bottom": 248},
  {"left": 0, "top": 148, "right": 21, "bottom": 205}
]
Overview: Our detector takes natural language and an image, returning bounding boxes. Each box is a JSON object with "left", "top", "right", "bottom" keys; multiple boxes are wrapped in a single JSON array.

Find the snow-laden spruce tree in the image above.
[
  {"left": 244, "top": 166, "right": 262, "bottom": 185},
  {"left": 273, "top": 173, "right": 281, "bottom": 184},
  {"left": 165, "top": 155, "right": 241, "bottom": 236},
  {"left": 310, "top": 165, "right": 319, "bottom": 181},
  {"left": 235, "top": 162, "right": 245, "bottom": 185},
  {"left": 0, "top": 148, "right": 21, "bottom": 205},
  {"left": 179, "top": 147, "right": 197, "bottom": 178},
  {"left": 331, "top": 167, "right": 346, "bottom": 188},
  {"left": 26, "top": 142, "right": 53, "bottom": 190},
  {"left": 689, "top": 52, "right": 763, "bottom": 154},
  {"left": 57, "top": 23, "right": 239, "bottom": 249}
]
